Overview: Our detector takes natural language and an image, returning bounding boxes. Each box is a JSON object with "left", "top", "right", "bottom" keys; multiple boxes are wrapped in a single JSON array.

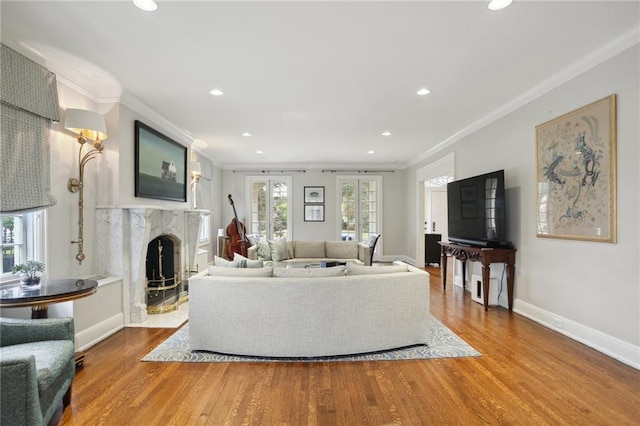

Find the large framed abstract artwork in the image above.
[
  {"left": 535, "top": 94, "right": 617, "bottom": 243},
  {"left": 134, "top": 120, "right": 187, "bottom": 202}
]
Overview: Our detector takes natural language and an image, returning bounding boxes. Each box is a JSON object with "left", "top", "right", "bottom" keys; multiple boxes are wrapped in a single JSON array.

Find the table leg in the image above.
[
  {"left": 462, "top": 260, "right": 467, "bottom": 290},
  {"left": 31, "top": 305, "right": 48, "bottom": 319},
  {"left": 482, "top": 264, "right": 491, "bottom": 312},
  {"left": 507, "top": 262, "right": 515, "bottom": 311},
  {"left": 441, "top": 249, "right": 447, "bottom": 289}
]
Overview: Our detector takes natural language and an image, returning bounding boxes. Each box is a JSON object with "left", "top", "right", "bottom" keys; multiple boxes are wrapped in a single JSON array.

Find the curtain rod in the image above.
[
  {"left": 232, "top": 169, "right": 307, "bottom": 173},
  {"left": 321, "top": 170, "right": 395, "bottom": 173}
]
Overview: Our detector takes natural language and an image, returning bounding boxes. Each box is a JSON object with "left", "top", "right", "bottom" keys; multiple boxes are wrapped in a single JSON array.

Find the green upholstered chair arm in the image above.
[
  {"left": 0, "top": 317, "right": 74, "bottom": 347},
  {"left": 0, "top": 353, "right": 44, "bottom": 426}
]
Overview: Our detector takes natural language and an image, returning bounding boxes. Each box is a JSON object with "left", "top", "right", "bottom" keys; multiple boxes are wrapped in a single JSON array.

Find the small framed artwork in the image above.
[
  {"left": 304, "top": 186, "right": 325, "bottom": 203},
  {"left": 304, "top": 204, "right": 325, "bottom": 222},
  {"left": 134, "top": 120, "right": 187, "bottom": 202},
  {"left": 535, "top": 94, "right": 617, "bottom": 243}
]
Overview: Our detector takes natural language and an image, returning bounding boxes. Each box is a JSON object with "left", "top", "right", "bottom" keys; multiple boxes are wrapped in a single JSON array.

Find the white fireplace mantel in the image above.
[{"left": 96, "top": 206, "right": 205, "bottom": 324}]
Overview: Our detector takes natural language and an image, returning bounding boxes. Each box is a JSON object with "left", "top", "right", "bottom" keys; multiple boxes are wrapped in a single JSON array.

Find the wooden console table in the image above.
[{"left": 439, "top": 242, "right": 516, "bottom": 311}]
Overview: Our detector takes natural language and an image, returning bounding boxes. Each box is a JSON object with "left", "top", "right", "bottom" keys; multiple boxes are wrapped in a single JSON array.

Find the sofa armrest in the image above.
[
  {"left": 358, "top": 242, "right": 372, "bottom": 266},
  {"left": 0, "top": 354, "right": 42, "bottom": 426},
  {"left": 247, "top": 245, "right": 258, "bottom": 260},
  {"left": 0, "top": 317, "right": 74, "bottom": 347}
]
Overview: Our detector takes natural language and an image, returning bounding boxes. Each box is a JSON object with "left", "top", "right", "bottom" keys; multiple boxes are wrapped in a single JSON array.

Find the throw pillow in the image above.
[
  {"left": 273, "top": 265, "right": 346, "bottom": 278},
  {"left": 246, "top": 234, "right": 261, "bottom": 247},
  {"left": 256, "top": 240, "right": 272, "bottom": 261},
  {"left": 268, "top": 238, "right": 290, "bottom": 261},
  {"left": 294, "top": 240, "right": 325, "bottom": 258},
  {"left": 233, "top": 253, "right": 264, "bottom": 268},
  {"left": 346, "top": 263, "right": 408, "bottom": 275},
  {"left": 207, "top": 266, "right": 273, "bottom": 277},
  {"left": 326, "top": 240, "right": 358, "bottom": 259},
  {"left": 214, "top": 255, "right": 247, "bottom": 268}
]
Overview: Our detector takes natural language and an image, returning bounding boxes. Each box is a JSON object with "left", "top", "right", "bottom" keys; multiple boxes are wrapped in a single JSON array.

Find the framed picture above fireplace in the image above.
[{"left": 134, "top": 120, "right": 187, "bottom": 202}]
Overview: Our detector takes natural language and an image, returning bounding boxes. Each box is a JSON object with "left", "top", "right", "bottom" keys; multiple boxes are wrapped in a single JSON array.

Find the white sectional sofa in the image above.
[
  {"left": 247, "top": 239, "right": 372, "bottom": 266},
  {"left": 188, "top": 261, "right": 430, "bottom": 358}
]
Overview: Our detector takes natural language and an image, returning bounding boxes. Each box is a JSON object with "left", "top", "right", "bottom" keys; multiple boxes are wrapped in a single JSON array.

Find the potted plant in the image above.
[{"left": 12, "top": 260, "right": 45, "bottom": 287}]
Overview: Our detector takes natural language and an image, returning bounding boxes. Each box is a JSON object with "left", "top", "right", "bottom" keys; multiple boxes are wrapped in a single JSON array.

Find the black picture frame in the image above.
[
  {"left": 304, "top": 205, "right": 325, "bottom": 222},
  {"left": 134, "top": 120, "right": 187, "bottom": 202},
  {"left": 304, "top": 186, "right": 325, "bottom": 203}
]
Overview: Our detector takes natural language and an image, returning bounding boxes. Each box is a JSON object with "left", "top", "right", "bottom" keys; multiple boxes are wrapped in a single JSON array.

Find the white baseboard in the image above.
[
  {"left": 76, "top": 313, "right": 124, "bottom": 352},
  {"left": 514, "top": 300, "right": 640, "bottom": 370}
]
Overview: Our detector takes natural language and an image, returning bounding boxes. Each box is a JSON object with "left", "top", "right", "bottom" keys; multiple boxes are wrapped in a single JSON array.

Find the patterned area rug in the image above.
[{"left": 142, "top": 316, "right": 481, "bottom": 363}]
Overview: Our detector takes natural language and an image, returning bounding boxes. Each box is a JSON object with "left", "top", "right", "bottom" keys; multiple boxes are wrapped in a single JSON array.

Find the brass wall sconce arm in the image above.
[{"left": 65, "top": 108, "right": 108, "bottom": 265}]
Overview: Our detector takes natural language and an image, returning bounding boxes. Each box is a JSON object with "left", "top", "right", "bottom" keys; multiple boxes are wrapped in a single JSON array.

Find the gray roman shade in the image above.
[{"left": 1, "top": 43, "right": 59, "bottom": 213}]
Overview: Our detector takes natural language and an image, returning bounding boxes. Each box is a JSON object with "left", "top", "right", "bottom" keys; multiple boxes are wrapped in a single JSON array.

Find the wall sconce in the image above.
[
  {"left": 190, "top": 161, "right": 202, "bottom": 209},
  {"left": 65, "top": 108, "right": 108, "bottom": 265}
]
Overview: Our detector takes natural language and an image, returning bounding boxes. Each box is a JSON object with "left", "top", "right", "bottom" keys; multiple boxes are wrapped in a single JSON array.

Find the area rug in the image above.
[{"left": 142, "top": 316, "right": 481, "bottom": 363}]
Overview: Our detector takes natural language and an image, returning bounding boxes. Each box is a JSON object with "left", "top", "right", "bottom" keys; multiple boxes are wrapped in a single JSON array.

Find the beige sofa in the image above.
[
  {"left": 188, "top": 261, "right": 430, "bottom": 358},
  {"left": 247, "top": 239, "right": 371, "bottom": 266}
]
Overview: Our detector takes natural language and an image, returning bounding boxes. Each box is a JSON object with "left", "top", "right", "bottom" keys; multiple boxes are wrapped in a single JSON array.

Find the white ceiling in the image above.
[{"left": 2, "top": 1, "right": 639, "bottom": 169}]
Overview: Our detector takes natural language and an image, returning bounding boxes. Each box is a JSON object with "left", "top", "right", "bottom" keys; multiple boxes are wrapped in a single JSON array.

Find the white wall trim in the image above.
[
  {"left": 406, "top": 27, "right": 640, "bottom": 167},
  {"left": 514, "top": 300, "right": 640, "bottom": 370},
  {"left": 75, "top": 313, "right": 124, "bottom": 352},
  {"left": 120, "top": 90, "right": 194, "bottom": 147}
]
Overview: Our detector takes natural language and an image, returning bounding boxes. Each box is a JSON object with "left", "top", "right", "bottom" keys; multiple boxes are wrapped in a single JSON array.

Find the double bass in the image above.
[{"left": 226, "top": 194, "right": 250, "bottom": 259}]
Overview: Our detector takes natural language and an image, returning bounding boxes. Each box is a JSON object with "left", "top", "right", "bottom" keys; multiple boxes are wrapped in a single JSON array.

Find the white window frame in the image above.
[
  {"left": 335, "top": 175, "right": 383, "bottom": 248},
  {"left": 199, "top": 213, "right": 210, "bottom": 243},
  {"left": 246, "top": 176, "right": 293, "bottom": 240},
  {"left": 1, "top": 210, "right": 46, "bottom": 282}
]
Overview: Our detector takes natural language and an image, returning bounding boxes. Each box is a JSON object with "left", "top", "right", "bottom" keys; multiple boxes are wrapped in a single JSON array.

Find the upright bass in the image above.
[{"left": 226, "top": 194, "right": 250, "bottom": 259}]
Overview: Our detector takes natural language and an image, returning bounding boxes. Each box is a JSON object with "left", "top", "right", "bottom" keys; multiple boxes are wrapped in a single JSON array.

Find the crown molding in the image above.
[
  {"left": 406, "top": 26, "right": 640, "bottom": 168},
  {"left": 119, "top": 90, "right": 194, "bottom": 147}
]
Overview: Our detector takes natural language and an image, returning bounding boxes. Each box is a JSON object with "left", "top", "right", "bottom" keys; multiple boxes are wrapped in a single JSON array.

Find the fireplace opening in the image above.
[{"left": 145, "top": 235, "right": 183, "bottom": 314}]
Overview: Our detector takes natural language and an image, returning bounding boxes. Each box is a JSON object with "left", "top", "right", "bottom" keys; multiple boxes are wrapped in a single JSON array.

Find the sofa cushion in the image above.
[
  {"left": 207, "top": 266, "right": 274, "bottom": 277},
  {"left": 273, "top": 265, "right": 346, "bottom": 278},
  {"left": 268, "top": 238, "right": 290, "bottom": 261},
  {"left": 233, "top": 253, "right": 264, "bottom": 268},
  {"left": 326, "top": 241, "right": 358, "bottom": 259},
  {"left": 346, "top": 263, "right": 408, "bottom": 275},
  {"left": 294, "top": 241, "right": 325, "bottom": 258},
  {"left": 214, "top": 255, "right": 246, "bottom": 268},
  {"left": 256, "top": 240, "right": 272, "bottom": 261}
]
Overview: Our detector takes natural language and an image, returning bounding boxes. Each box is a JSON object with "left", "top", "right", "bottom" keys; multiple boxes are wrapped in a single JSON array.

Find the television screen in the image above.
[{"left": 446, "top": 170, "right": 510, "bottom": 247}]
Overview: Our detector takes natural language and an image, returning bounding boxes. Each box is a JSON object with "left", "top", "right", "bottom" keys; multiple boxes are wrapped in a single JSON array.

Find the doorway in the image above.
[
  {"left": 424, "top": 177, "right": 452, "bottom": 265},
  {"left": 415, "top": 153, "right": 454, "bottom": 267}
]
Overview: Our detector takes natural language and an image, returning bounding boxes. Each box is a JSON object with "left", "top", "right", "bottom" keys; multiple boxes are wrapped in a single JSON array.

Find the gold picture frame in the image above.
[{"left": 535, "top": 94, "right": 617, "bottom": 243}]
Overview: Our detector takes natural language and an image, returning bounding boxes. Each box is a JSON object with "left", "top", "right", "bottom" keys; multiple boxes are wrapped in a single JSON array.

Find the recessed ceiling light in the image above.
[
  {"left": 416, "top": 88, "right": 431, "bottom": 96},
  {"left": 368, "top": 150, "right": 375, "bottom": 155},
  {"left": 256, "top": 150, "right": 264, "bottom": 154},
  {"left": 209, "top": 88, "right": 224, "bottom": 96},
  {"left": 242, "top": 132, "right": 252, "bottom": 137},
  {"left": 381, "top": 131, "right": 391, "bottom": 136},
  {"left": 133, "top": 0, "right": 157, "bottom": 12},
  {"left": 488, "top": 0, "right": 513, "bottom": 11}
]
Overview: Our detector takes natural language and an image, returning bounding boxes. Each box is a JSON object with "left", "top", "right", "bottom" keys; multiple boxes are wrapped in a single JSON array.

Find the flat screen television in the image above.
[{"left": 446, "top": 169, "right": 511, "bottom": 248}]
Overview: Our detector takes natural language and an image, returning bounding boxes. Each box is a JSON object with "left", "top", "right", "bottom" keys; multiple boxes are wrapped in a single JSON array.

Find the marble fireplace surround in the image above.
[{"left": 96, "top": 206, "right": 203, "bottom": 324}]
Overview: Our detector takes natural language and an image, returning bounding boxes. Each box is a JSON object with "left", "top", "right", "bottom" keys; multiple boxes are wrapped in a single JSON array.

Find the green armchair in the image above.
[{"left": 0, "top": 317, "right": 76, "bottom": 426}]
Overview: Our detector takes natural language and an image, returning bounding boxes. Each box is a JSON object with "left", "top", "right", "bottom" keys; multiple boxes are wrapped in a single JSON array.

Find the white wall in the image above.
[
  {"left": 221, "top": 168, "right": 407, "bottom": 259},
  {"left": 407, "top": 45, "right": 640, "bottom": 367}
]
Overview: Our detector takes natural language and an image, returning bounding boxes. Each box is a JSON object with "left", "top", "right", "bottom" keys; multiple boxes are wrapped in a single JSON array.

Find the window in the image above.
[
  {"left": 199, "top": 213, "right": 210, "bottom": 242},
  {"left": 1, "top": 210, "right": 45, "bottom": 280},
  {"left": 337, "top": 176, "right": 382, "bottom": 243},
  {"left": 246, "top": 177, "right": 292, "bottom": 240}
]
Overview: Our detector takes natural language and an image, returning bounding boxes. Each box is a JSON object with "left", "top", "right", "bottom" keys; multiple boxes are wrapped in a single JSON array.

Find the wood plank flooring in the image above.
[{"left": 60, "top": 266, "right": 640, "bottom": 425}]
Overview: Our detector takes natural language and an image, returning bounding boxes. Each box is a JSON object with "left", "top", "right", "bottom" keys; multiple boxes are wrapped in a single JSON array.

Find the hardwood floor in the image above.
[{"left": 60, "top": 266, "right": 640, "bottom": 425}]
